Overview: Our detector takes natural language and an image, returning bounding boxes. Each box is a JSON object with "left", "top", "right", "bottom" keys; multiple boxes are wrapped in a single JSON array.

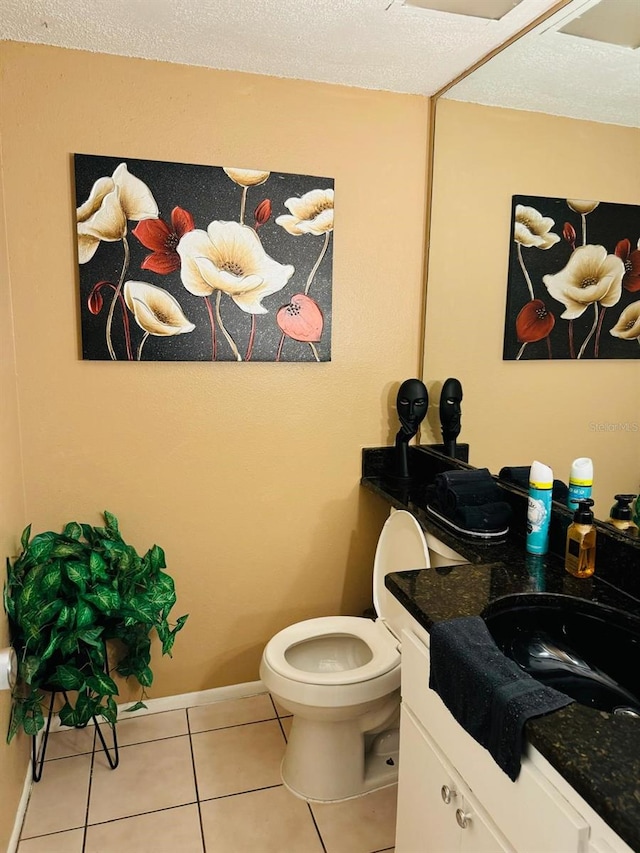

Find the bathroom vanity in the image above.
[{"left": 361, "top": 445, "right": 640, "bottom": 853}]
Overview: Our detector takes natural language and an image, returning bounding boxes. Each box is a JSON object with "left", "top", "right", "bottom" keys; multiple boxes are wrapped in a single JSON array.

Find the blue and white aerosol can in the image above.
[
  {"left": 526, "top": 461, "right": 553, "bottom": 555},
  {"left": 567, "top": 457, "right": 593, "bottom": 512}
]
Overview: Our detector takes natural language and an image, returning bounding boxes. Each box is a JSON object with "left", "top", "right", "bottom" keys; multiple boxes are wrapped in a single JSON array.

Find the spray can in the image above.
[
  {"left": 567, "top": 457, "right": 593, "bottom": 512},
  {"left": 527, "top": 461, "right": 553, "bottom": 555}
]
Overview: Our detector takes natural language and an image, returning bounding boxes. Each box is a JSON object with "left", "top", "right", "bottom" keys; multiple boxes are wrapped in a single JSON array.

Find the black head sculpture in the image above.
[
  {"left": 396, "top": 378, "right": 429, "bottom": 442},
  {"left": 439, "top": 377, "right": 463, "bottom": 457}
]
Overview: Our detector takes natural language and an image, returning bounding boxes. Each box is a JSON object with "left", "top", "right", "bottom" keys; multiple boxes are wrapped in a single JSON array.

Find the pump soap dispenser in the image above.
[
  {"left": 608, "top": 495, "right": 639, "bottom": 536},
  {"left": 565, "top": 498, "right": 596, "bottom": 578}
]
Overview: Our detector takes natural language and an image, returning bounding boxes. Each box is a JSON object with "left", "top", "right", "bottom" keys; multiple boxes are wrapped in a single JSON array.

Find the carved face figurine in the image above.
[
  {"left": 440, "top": 377, "right": 463, "bottom": 440},
  {"left": 396, "top": 378, "right": 429, "bottom": 438}
]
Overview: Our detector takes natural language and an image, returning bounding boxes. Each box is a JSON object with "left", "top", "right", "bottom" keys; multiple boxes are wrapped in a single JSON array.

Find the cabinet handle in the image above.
[
  {"left": 440, "top": 784, "right": 456, "bottom": 804},
  {"left": 455, "top": 808, "right": 471, "bottom": 829}
]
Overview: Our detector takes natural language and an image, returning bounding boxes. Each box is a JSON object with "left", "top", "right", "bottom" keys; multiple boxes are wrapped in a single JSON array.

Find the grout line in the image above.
[
  {"left": 198, "top": 783, "right": 284, "bottom": 804},
  {"left": 83, "top": 800, "right": 199, "bottom": 829},
  {"left": 269, "top": 692, "right": 291, "bottom": 742},
  {"left": 189, "top": 716, "right": 279, "bottom": 736},
  {"left": 186, "top": 708, "right": 207, "bottom": 853},
  {"left": 306, "top": 802, "right": 328, "bottom": 853}
]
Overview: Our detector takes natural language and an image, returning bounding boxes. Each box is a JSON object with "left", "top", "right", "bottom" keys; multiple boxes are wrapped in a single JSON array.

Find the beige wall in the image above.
[
  {"left": 0, "top": 102, "right": 31, "bottom": 850},
  {"left": 423, "top": 100, "right": 640, "bottom": 512},
  {"left": 0, "top": 40, "right": 430, "bottom": 721}
]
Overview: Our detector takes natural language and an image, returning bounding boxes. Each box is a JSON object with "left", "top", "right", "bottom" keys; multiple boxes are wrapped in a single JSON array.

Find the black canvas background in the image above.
[
  {"left": 74, "top": 154, "right": 334, "bottom": 362},
  {"left": 503, "top": 195, "right": 640, "bottom": 361}
]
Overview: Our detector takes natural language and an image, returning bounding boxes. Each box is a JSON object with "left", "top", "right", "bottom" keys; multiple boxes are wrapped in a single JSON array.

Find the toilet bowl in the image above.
[{"left": 260, "top": 509, "right": 462, "bottom": 802}]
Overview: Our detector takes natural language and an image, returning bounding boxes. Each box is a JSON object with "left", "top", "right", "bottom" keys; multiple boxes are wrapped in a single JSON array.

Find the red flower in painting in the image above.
[
  {"left": 254, "top": 199, "right": 272, "bottom": 229},
  {"left": 132, "top": 207, "right": 195, "bottom": 274},
  {"left": 562, "top": 222, "right": 576, "bottom": 251},
  {"left": 615, "top": 238, "right": 640, "bottom": 293},
  {"left": 277, "top": 294, "right": 323, "bottom": 342},
  {"left": 516, "top": 299, "right": 555, "bottom": 342}
]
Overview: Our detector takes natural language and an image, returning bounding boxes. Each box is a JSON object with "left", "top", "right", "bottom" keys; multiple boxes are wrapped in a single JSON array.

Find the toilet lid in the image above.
[{"left": 373, "top": 510, "right": 430, "bottom": 620}]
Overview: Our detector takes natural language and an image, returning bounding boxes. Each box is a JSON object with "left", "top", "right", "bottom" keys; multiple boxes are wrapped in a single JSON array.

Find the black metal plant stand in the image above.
[{"left": 31, "top": 690, "right": 119, "bottom": 782}]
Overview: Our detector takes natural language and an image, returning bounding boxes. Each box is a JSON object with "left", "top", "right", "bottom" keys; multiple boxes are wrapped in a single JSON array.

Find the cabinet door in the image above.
[
  {"left": 396, "top": 705, "right": 513, "bottom": 853},
  {"left": 396, "top": 706, "right": 461, "bottom": 853},
  {"left": 458, "top": 791, "right": 513, "bottom": 853}
]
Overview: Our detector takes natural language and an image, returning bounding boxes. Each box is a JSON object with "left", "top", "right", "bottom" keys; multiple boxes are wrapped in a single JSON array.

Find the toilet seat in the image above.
[{"left": 263, "top": 616, "right": 400, "bottom": 686}]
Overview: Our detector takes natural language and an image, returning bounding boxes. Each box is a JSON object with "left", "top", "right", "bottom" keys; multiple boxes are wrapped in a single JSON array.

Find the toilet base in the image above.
[{"left": 279, "top": 698, "right": 400, "bottom": 802}]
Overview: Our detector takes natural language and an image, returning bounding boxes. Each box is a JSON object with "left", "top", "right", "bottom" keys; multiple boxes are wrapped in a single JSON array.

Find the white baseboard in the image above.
[
  {"left": 9, "top": 680, "right": 267, "bottom": 850},
  {"left": 47, "top": 679, "right": 266, "bottom": 732}
]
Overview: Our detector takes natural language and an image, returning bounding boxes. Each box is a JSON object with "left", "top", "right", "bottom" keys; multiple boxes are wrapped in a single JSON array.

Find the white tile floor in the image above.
[{"left": 17, "top": 692, "right": 397, "bottom": 852}]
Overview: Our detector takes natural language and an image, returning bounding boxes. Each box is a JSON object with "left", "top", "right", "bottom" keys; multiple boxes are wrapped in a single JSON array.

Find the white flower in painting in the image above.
[
  {"left": 513, "top": 204, "right": 559, "bottom": 249},
  {"left": 177, "top": 221, "right": 294, "bottom": 314},
  {"left": 223, "top": 168, "right": 270, "bottom": 187},
  {"left": 543, "top": 244, "right": 624, "bottom": 319},
  {"left": 124, "top": 281, "right": 195, "bottom": 337},
  {"left": 567, "top": 199, "right": 600, "bottom": 215},
  {"left": 76, "top": 164, "right": 158, "bottom": 264},
  {"left": 610, "top": 301, "right": 640, "bottom": 341},
  {"left": 276, "top": 189, "right": 334, "bottom": 236}
]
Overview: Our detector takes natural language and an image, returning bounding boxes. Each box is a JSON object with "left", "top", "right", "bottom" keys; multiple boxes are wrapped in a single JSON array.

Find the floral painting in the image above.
[
  {"left": 74, "top": 154, "right": 333, "bottom": 361},
  {"left": 503, "top": 195, "right": 640, "bottom": 360}
]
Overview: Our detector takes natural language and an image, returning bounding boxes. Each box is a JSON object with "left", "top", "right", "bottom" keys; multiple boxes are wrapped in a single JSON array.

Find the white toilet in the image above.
[{"left": 260, "top": 509, "right": 465, "bottom": 802}]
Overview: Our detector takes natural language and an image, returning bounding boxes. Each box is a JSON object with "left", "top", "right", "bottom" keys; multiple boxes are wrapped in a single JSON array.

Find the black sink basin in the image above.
[{"left": 482, "top": 594, "right": 640, "bottom": 716}]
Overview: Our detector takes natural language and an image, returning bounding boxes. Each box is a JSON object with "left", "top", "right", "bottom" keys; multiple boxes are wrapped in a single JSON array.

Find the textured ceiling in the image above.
[
  {"left": 1, "top": 0, "right": 638, "bottom": 126},
  {"left": 445, "top": 0, "right": 640, "bottom": 127}
]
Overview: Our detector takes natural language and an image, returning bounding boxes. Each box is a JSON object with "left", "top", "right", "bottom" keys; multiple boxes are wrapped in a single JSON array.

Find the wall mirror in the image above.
[{"left": 421, "top": 0, "right": 640, "bottom": 535}]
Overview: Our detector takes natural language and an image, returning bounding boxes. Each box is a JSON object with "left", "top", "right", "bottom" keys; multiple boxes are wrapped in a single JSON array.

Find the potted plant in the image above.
[{"left": 4, "top": 510, "right": 188, "bottom": 749}]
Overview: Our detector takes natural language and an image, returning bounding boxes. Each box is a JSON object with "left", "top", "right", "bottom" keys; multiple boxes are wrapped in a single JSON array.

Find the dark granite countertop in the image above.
[{"left": 362, "top": 445, "right": 640, "bottom": 852}]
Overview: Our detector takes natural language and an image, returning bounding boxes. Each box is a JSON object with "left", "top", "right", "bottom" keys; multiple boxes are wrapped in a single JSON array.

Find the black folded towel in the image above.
[
  {"left": 428, "top": 616, "right": 573, "bottom": 781},
  {"left": 442, "top": 481, "right": 504, "bottom": 512},
  {"left": 498, "top": 466, "right": 569, "bottom": 503},
  {"left": 453, "top": 502, "right": 512, "bottom": 532},
  {"left": 439, "top": 468, "right": 493, "bottom": 486},
  {"left": 436, "top": 469, "right": 500, "bottom": 510},
  {"left": 431, "top": 470, "right": 511, "bottom": 533}
]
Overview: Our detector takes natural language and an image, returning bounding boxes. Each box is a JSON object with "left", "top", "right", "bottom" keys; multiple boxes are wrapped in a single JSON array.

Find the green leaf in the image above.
[
  {"left": 56, "top": 604, "right": 76, "bottom": 629},
  {"left": 23, "top": 704, "right": 44, "bottom": 736},
  {"left": 84, "top": 586, "right": 121, "bottom": 614},
  {"left": 20, "top": 524, "right": 32, "bottom": 552},
  {"left": 51, "top": 540, "right": 86, "bottom": 559},
  {"left": 123, "top": 700, "right": 147, "bottom": 713},
  {"left": 65, "top": 562, "right": 89, "bottom": 591},
  {"left": 7, "top": 701, "right": 25, "bottom": 744},
  {"left": 75, "top": 600, "right": 95, "bottom": 630},
  {"left": 20, "top": 655, "right": 42, "bottom": 685},
  {"left": 75, "top": 691, "right": 99, "bottom": 726},
  {"left": 4, "top": 579, "right": 15, "bottom": 620},
  {"left": 161, "top": 631, "right": 176, "bottom": 657},
  {"left": 40, "top": 631, "right": 62, "bottom": 662},
  {"left": 58, "top": 701, "right": 80, "bottom": 728},
  {"left": 172, "top": 614, "right": 189, "bottom": 634},
  {"left": 86, "top": 671, "right": 119, "bottom": 697},
  {"left": 137, "top": 666, "right": 153, "bottom": 687},
  {"left": 18, "top": 569, "right": 45, "bottom": 614},
  {"left": 27, "top": 534, "right": 55, "bottom": 565},
  {"left": 89, "top": 551, "right": 109, "bottom": 581},
  {"left": 53, "top": 664, "right": 86, "bottom": 691},
  {"left": 37, "top": 599, "right": 63, "bottom": 626},
  {"left": 100, "top": 695, "right": 118, "bottom": 725},
  {"left": 103, "top": 511, "right": 120, "bottom": 535},
  {"left": 147, "top": 544, "right": 166, "bottom": 573},
  {"left": 41, "top": 563, "right": 62, "bottom": 598},
  {"left": 63, "top": 522, "right": 83, "bottom": 540},
  {"left": 77, "top": 627, "right": 104, "bottom": 648},
  {"left": 59, "top": 633, "right": 80, "bottom": 657}
]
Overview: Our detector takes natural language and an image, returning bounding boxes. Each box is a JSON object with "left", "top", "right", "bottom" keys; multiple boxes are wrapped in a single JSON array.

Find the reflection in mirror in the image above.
[{"left": 421, "top": 0, "right": 640, "bottom": 534}]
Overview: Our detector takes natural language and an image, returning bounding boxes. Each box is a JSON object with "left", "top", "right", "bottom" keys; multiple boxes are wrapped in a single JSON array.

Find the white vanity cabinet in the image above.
[
  {"left": 395, "top": 621, "right": 634, "bottom": 853},
  {"left": 397, "top": 703, "right": 513, "bottom": 852}
]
